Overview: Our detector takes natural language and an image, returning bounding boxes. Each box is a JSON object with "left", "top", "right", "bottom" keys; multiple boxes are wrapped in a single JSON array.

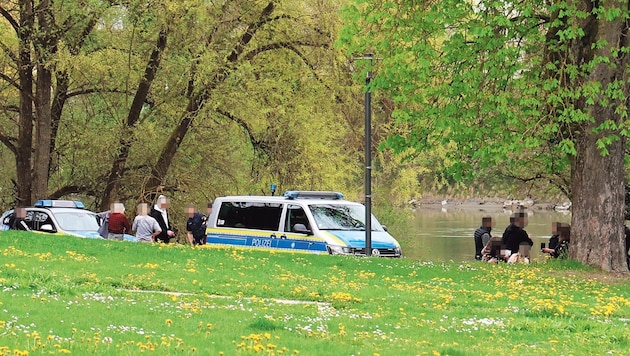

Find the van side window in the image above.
[
  {"left": 286, "top": 205, "right": 311, "bottom": 233},
  {"left": 23, "top": 211, "right": 55, "bottom": 232},
  {"left": 217, "top": 202, "right": 282, "bottom": 231}
]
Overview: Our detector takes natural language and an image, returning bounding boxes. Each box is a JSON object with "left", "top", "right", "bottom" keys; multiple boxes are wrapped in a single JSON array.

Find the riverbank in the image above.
[{"left": 409, "top": 196, "right": 567, "bottom": 212}]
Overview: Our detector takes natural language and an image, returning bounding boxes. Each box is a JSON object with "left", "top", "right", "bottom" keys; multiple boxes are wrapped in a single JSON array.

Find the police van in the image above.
[{"left": 206, "top": 191, "right": 402, "bottom": 257}]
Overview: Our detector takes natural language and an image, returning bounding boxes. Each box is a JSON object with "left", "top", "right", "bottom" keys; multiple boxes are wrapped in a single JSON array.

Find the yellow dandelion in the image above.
[{"left": 166, "top": 319, "right": 173, "bottom": 326}]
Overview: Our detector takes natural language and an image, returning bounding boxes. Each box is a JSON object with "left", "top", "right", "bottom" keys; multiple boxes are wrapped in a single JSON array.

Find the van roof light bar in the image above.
[
  {"left": 283, "top": 191, "right": 344, "bottom": 200},
  {"left": 34, "top": 200, "right": 86, "bottom": 209}
]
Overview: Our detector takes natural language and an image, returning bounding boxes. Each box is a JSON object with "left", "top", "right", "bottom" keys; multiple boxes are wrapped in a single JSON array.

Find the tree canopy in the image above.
[
  {"left": 340, "top": 0, "right": 630, "bottom": 272},
  {"left": 0, "top": 0, "right": 377, "bottom": 214}
]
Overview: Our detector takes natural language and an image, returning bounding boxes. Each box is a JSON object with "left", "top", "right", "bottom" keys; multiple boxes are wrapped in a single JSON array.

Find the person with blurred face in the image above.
[
  {"left": 502, "top": 211, "right": 533, "bottom": 258},
  {"left": 149, "top": 195, "right": 175, "bottom": 243},
  {"left": 473, "top": 216, "right": 493, "bottom": 260},
  {"left": 186, "top": 203, "right": 207, "bottom": 246},
  {"left": 548, "top": 221, "right": 560, "bottom": 250},
  {"left": 8, "top": 207, "right": 29, "bottom": 231},
  {"left": 132, "top": 203, "right": 161, "bottom": 243},
  {"left": 107, "top": 202, "right": 131, "bottom": 240},
  {"left": 542, "top": 224, "right": 571, "bottom": 259}
]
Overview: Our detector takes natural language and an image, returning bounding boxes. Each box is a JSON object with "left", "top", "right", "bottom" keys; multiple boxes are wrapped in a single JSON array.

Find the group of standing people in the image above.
[
  {"left": 98, "top": 195, "right": 210, "bottom": 245},
  {"left": 473, "top": 212, "right": 571, "bottom": 263}
]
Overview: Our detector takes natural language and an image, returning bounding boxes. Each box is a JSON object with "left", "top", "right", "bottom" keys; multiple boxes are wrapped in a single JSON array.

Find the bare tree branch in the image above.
[{"left": 0, "top": 6, "right": 19, "bottom": 34}]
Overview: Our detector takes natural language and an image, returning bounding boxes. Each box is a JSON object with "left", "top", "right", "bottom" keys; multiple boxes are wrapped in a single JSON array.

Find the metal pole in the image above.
[{"left": 364, "top": 54, "right": 373, "bottom": 257}]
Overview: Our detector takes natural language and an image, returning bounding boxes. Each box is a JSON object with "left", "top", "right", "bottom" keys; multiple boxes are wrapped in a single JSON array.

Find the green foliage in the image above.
[
  {"left": 0, "top": 0, "right": 374, "bottom": 214},
  {"left": 338, "top": 0, "right": 630, "bottom": 195}
]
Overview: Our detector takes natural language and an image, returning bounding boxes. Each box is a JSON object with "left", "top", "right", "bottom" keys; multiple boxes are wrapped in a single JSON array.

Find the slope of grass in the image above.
[{"left": 0, "top": 231, "right": 629, "bottom": 355}]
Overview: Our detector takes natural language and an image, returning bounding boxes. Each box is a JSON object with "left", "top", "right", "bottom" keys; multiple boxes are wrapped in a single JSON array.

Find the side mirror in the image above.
[
  {"left": 293, "top": 223, "right": 312, "bottom": 235},
  {"left": 382, "top": 225, "right": 388, "bottom": 232},
  {"left": 40, "top": 224, "right": 55, "bottom": 232}
]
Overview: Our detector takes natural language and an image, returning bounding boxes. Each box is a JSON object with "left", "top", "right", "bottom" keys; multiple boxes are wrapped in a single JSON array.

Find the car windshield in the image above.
[
  {"left": 309, "top": 204, "right": 384, "bottom": 231},
  {"left": 54, "top": 211, "right": 100, "bottom": 231}
]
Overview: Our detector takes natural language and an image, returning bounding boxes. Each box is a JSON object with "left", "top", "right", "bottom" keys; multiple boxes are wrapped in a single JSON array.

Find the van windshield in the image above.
[
  {"left": 309, "top": 204, "right": 383, "bottom": 231},
  {"left": 55, "top": 211, "right": 100, "bottom": 231}
]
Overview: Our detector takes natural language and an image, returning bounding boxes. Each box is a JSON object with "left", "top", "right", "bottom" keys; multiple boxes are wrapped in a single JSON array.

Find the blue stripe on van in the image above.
[{"left": 206, "top": 230, "right": 328, "bottom": 253}]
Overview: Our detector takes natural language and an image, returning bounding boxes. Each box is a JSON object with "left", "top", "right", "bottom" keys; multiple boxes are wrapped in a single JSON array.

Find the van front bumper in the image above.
[{"left": 327, "top": 245, "right": 402, "bottom": 257}]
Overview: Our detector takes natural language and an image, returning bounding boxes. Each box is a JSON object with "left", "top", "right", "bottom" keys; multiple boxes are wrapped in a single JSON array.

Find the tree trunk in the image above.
[
  {"left": 142, "top": 3, "right": 277, "bottom": 198},
  {"left": 31, "top": 0, "right": 56, "bottom": 202},
  {"left": 15, "top": 0, "right": 34, "bottom": 206},
  {"left": 569, "top": 1, "right": 629, "bottom": 272},
  {"left": 100, "top": 28, "right": 168, "bottom": 211},
  {"left": 32, "top": 64, "right": 53, "bottom": 201},
  {"left": 571, "top": 120, "right": 628, "bottom": 272},
  {"left": 144, "top": 98, "right": 201, "bottom": 202}
]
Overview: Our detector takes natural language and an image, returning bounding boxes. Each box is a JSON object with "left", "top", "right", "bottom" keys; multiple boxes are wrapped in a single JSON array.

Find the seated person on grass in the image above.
[{"left": 542, "top": 224, "right": 570, "bottom": 259}]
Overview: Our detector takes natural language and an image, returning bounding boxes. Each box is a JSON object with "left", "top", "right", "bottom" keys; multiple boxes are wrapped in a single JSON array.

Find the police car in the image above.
[
  {"left": 1, "top": 200, "right": 106, "bottom": 239},
  {"left": 206, "top": 191, "right": 403, "bottom": 257}
]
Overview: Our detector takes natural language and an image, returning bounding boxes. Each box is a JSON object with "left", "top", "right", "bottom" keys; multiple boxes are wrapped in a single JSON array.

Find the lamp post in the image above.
[{"left": 358, "top": 53, "right": 375, "bottom": 256}]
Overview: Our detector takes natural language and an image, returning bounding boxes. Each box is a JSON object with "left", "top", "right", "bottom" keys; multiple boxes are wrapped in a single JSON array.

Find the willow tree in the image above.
[
  {"left": 0, "top": 1, "right": 356, "bottom": 212},
  {"left": 93, "top": 0, "right": 356, "bottom": 209},
  {"left": 341, "top": 0, "right": 630, "bottom": 272}
]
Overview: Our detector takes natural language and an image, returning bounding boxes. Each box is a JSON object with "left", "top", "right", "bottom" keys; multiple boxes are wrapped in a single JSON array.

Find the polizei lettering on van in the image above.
[
  {"left": 251, "top": 238, "right": 272, "bottom": 248},
  {"left": 205, "top": 191, "right": 402, "bottom": 257}
]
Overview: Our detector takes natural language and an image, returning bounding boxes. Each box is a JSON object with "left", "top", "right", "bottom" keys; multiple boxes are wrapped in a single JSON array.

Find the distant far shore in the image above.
[{"left": 408, "top": 197, "right": 567, "bottom": 212}]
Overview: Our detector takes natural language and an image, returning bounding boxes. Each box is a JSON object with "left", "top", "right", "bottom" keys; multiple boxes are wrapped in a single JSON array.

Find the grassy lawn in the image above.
[{"left": 0, "top": 231, "right": 629, "bottom": 355}]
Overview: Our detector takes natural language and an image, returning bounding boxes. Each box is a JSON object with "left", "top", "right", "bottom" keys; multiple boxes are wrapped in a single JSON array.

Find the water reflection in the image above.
[{"left": 389, "top": 205, "right": 571, "bottom": 262}]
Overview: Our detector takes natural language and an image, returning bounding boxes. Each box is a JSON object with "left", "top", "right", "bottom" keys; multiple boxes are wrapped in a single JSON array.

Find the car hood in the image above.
[
  {"left": 66, "top": 230, "right": 104, "bottom": 239},
  {"left": 324, "top": 230, "right": 400, "bottom": 248}
]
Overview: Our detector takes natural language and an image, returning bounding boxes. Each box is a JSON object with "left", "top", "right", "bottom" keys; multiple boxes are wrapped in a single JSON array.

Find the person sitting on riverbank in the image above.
[
  {"left": 473, "top": 216, "right": 493, "bottom": 260},
  {"left": 548, "top": 221, "right": 560, "bottom": 250},
  {"left": 502, "top": 212, "right": 533, "bottom": 255},
  {"left": 508, "top": 242, "right": 531, "bottom": 264},
  {"left": 542, "top": 224, "right": 570, "bottom": 259},
  {"left": 481, "top": 235, "right": 504, "bottom": 263}
]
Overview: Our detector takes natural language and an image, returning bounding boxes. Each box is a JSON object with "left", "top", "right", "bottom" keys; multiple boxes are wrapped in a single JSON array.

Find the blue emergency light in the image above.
[
  {"left": 34, "top": 200, "right": 86, "bottom": 209},
  {"left": 283, "top": 191, "right": 344, "bottom": 200}
]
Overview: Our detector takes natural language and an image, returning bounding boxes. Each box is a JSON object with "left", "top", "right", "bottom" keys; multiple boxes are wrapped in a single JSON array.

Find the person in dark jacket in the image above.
[
  {"left": 186, "top": 203, "right": 207, "bottom": 246},
  {"left": 542, "top": 224, "right": 570, "bottom": 258},
  {"left": 502, "top": 212, "right": 533, "bottom": 255},
  {"left": 548, "top": 221, "right": 560, "bottom": 250},
  {"left": 7, "top": 207, "right": 29, "bottom": 231},
  {"left": 473, "top": 216, "right": 493, "bottom": 260},
  {"left": 150, "top": 195, "right": 175, "bottom": 243}
]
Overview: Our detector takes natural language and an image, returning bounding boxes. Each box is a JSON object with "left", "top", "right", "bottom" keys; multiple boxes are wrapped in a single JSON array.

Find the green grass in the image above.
[{"left": 0, "top": 231, "right": 629, "bottom": 355}]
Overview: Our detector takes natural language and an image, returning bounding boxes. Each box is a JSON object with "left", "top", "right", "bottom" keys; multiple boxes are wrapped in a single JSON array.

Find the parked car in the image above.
[
  {"left": 1, "top": 200, "right": 136, "bottom": 241},
  {"left": 206, "top": 191, "right": 403, "bottom": 257}
]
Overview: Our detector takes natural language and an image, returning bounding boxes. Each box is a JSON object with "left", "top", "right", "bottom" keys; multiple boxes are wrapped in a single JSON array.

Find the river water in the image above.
[{"left": 387, "top": 204, "right": 571, "bottom": 262}]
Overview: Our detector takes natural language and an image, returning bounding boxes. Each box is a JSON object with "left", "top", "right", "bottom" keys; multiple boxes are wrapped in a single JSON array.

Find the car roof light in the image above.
[
  {"left": 283, "top": 191, "right": 344, "bottom": 200},
  {"left": 34, "top": 200, "right": 86, "bottom": 209}
]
